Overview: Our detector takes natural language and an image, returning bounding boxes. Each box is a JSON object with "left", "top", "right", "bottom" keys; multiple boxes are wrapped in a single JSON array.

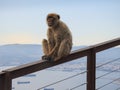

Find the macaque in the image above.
[{"left": 42, "top": 13, "right": 72, "bottom": 61}]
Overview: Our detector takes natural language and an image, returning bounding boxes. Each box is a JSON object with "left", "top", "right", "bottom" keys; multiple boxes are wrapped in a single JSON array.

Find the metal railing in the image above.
[
  {"left": 96, "top": 57, "right": 120, "bottom": 89},
  {"left": 0, "top": 37, "right": 120, "bottom": 90},
  {"left": 37, "top": 70, "right": 87, "bottom": 90}
]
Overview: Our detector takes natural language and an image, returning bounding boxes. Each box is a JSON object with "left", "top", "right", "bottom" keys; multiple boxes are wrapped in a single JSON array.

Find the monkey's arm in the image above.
[
  {"left": 48, "top": 39, "right": 55, "bottom": 52},
  {"left": 48, "top": 35, "right": 61, "bottom": 57},
  {"left": 47, "top": 29, "right": 55, "bottom": 52}
]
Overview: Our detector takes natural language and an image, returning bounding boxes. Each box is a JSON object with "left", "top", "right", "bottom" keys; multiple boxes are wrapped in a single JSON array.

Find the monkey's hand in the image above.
[{"left": 42, "top": 55, "right": 54, "bottom": 62}]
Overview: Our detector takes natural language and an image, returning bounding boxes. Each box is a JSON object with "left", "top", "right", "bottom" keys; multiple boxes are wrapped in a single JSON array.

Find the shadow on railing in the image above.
[{"left": 0, "top": 37, "right": 120, "bottom": 90}]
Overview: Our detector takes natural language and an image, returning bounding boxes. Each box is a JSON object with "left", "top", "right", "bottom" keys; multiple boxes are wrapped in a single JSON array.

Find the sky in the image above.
[{"left": 0, "top": 0, "right": 120, "bottom": 46}]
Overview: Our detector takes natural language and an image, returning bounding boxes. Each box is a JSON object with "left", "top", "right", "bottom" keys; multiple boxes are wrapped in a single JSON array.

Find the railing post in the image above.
[
  {"left": 87, "top": 48, "right": 96, "bottom": 90},
  {"left": 0, "top": 74, "right": 5, "bottom": 90},
  {"left": 2, "top": 71, "right": 12, "bottom": 90}
]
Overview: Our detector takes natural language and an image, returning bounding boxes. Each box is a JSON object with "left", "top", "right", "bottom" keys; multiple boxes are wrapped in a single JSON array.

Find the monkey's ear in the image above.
[{"left": 57, "top": 15, "right": 60, "bottom": 19}]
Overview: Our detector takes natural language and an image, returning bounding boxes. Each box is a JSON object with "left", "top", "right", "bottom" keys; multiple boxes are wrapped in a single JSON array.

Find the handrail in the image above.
[{"left": 0, "top": 37, "right": 120, "bottom": 90}]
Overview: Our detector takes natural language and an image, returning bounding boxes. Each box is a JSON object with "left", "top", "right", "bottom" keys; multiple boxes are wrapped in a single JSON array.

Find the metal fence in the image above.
[{"left": 0, "top": 37, "right": 120, "bottom": 90}]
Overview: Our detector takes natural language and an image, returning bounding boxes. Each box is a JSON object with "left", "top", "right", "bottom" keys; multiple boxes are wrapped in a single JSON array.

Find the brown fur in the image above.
[{"left": 42, "top": 13, "right": 72, "bottom": 61}]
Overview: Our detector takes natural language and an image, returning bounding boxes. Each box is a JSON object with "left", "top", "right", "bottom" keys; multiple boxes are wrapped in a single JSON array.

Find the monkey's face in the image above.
[
  {"left": 47, "top": 13, "right": 60, "bottom": 27},
  {"left": 47, "top": 16, "right": 56, "bottom": 27}
]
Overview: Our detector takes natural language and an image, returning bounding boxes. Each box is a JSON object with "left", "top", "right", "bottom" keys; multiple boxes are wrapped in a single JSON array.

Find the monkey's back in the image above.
[{"left": 58, "top": 21, "right": 72, "bottom": 44}]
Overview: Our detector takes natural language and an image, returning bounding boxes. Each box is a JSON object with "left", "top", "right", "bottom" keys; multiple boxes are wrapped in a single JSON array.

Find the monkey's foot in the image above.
[
  {"left": 54, "top": 57, "right": 61, "bottom": 61},
  {"left": 42, "top": 56, "right": 47, "bottom": 60},
  {"left": 42, "top": 55, "right": 54, "bottom": 62}
]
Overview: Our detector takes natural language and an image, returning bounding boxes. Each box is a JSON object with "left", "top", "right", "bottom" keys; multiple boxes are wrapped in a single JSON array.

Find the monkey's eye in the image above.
[
  {"left": 48, "top": 16, "right": 53, "bottom": 18},
  {"left": 47, "top": 17, "right": 55, "bottom": 22},
  {"left": 47, "top": 17, "right": 54, "bottom": 20}
]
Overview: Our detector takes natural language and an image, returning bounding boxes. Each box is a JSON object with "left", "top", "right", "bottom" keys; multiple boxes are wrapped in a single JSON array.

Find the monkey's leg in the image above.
[
  {"left": 42, "top": 39, "right": 51, "bottom": 60},
  {"left": 55, "top": 39, "right": 72, "bottom": 61},
  {"left": 42, "top": 39, "right": 49, "bottom": 55},
  {"left": 42, "top": 39, "right": 55, "bottom": 61}
]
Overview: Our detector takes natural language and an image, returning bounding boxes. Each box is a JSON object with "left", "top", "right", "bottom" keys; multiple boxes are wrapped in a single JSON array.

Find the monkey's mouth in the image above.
[{"left": 48, "top": 22, "right": 53, "bottom": 26}]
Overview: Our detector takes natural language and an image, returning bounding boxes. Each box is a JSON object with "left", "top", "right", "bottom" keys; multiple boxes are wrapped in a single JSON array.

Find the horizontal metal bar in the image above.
[
  {"left": 37, "top": 71, "right": 87, "bottom": 90},
  {"left": 96, "top": 78, "right": 120, "bottom": 90},
  {"left": 96, "top": 58, "right": 120, "bottom": 68},
  {"left": 70, "top": 83, "right": 87, "bottom": 90},
  {"left": 96, "top": 69, "right": 119, "bottom": 79}
]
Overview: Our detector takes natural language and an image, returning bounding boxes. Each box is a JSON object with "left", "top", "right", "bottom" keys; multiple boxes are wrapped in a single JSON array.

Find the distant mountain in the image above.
[
  {"left": 0, "top": 44, "right": 120, "bottom": 71},
  {"left": 0, "top": 44, "right": 87, "bottom": 66},
  {"left": 0, "top": 44, "right": 43, "bottom": 66}
]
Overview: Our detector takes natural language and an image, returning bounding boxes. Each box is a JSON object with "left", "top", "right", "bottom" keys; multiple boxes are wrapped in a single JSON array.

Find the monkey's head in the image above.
[{"left": 47, "top": 13, "right": 60, "bottom": 27}]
